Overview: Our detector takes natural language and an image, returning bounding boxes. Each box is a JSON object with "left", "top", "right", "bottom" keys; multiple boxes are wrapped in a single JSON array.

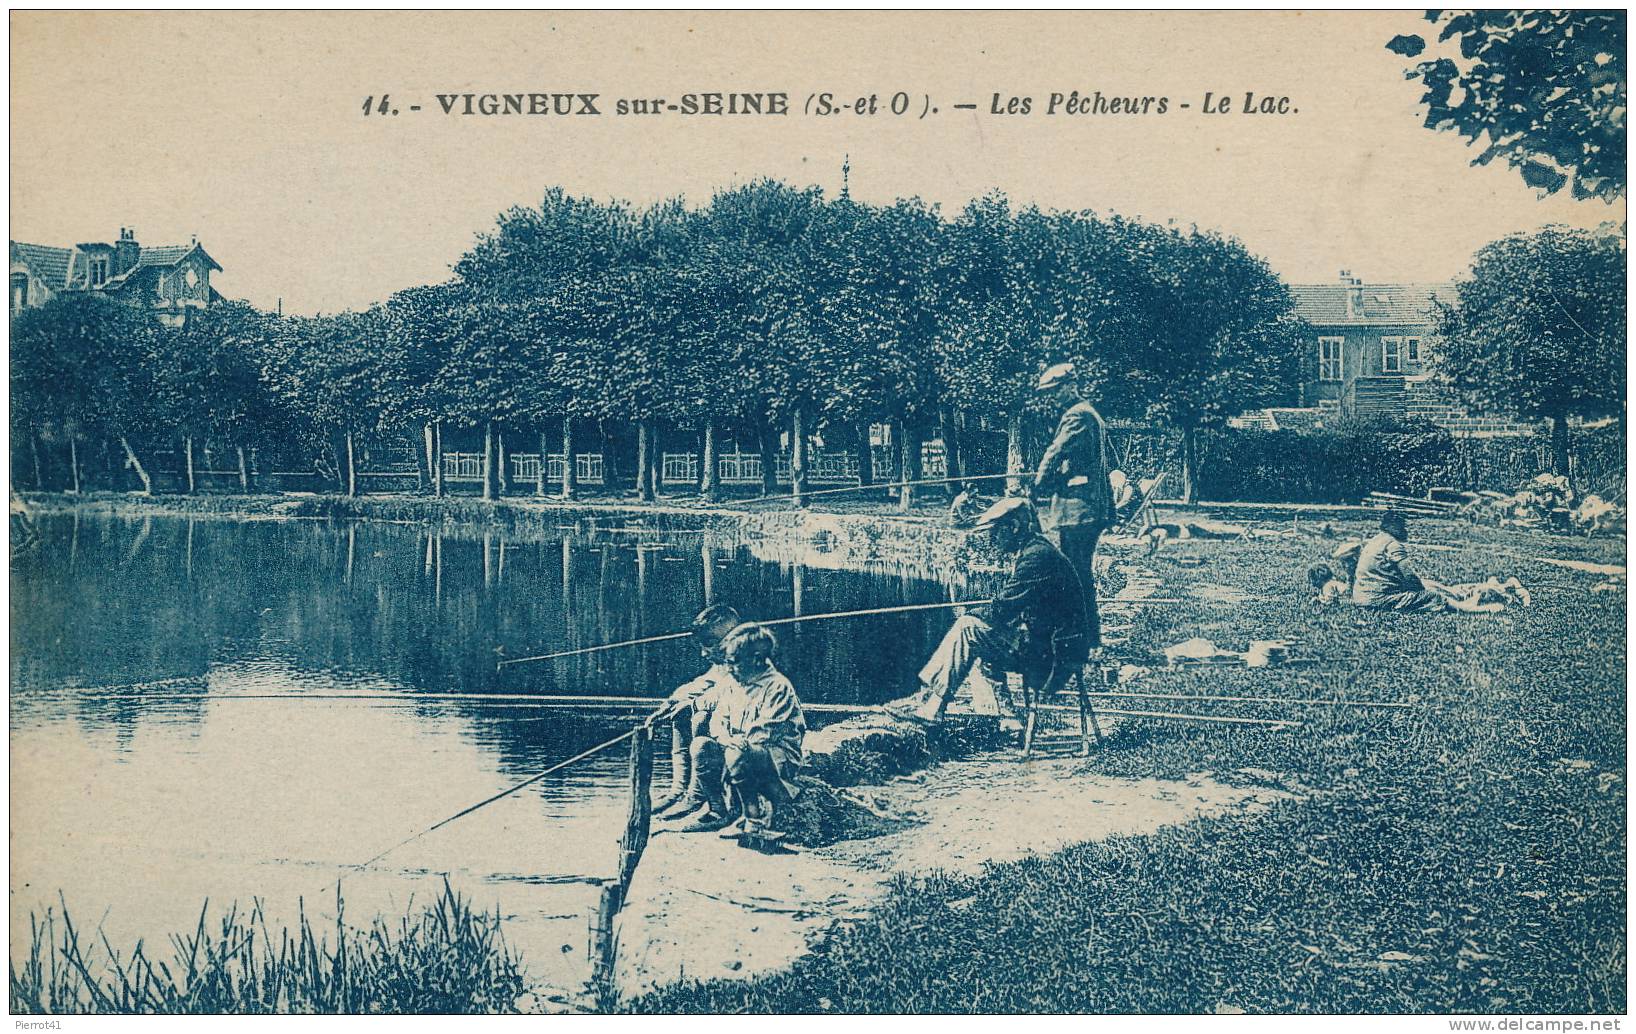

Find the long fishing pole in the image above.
[
  {"left": 338, "top": 726, "right": 639, "bottom": 883},
  {"left": 494, "top": 596, "right": 1188, "bottom": 671},
  {"left": 734, "top": 471, "right": 1022, "bottom": 506},
  {"left": 494, "top": 598, "right": 994, "bottom": 669},
  {"left": 28, "top": 688, "right": 1415, "bottom": 714}
]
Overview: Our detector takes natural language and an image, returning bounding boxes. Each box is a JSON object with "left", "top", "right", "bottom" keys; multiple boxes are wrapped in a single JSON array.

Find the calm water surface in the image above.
[{"left": 10, "top": 512, "right": 977, "bottom": 997}]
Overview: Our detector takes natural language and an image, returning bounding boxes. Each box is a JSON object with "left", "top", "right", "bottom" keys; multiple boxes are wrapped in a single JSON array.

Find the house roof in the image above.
[
  {"left": 11, "top": 238, "right": 222, "bottom": 292},
  {"left": 1289, "top": 282, "right": 1455, "bottom": 326},
  {"left": 10, "top": 242, "right": 73, "bottom": 286},
  {"left": 137, "top": 243, "right": 223, "bottom": 272}
]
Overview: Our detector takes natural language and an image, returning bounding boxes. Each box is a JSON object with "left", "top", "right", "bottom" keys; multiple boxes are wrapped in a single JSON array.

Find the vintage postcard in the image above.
[{"left": 7, "top": 9, "right": 1627, "bottom": 1024}]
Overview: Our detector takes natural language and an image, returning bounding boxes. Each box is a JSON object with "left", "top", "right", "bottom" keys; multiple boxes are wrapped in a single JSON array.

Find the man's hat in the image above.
[
  {"left": 1036, "top": 362, "right": 1075, "bottom": 391},
  {"left": 973, "top": 495, "right": 1035, "bottom": 532}
]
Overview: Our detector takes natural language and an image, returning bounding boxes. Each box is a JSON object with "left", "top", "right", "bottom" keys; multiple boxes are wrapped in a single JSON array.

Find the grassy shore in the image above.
[
  {"left": 10, "top": 882, "right": 525, "bottom": 1014},
  {"left": 19, "top": 491, "right": 1625, "bottom": 1013},
  {"left": 628, "top": 523, "right": 1626, "bottom": 1014}
]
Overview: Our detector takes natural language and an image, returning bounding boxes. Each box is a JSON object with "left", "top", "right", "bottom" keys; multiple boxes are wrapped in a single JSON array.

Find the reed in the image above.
[{"left": 10, "top": 880, "right": 525, "bottom": 1015}]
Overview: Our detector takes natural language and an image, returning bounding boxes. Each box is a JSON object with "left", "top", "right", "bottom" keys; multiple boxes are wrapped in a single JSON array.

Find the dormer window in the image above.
[{"left": 89, "top": 257, "right": 108, "bottom": 286}]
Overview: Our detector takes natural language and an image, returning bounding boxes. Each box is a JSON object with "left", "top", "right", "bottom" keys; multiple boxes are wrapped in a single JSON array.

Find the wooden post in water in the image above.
[
  {"left": 593, "top": 724, "right": 653, "bottom": 992},
  {"left": 590, "top": 881, "right": 621, "bottom": 989},
  {"left": 618, "top": 724, "right": 654, "bottom": 891}
]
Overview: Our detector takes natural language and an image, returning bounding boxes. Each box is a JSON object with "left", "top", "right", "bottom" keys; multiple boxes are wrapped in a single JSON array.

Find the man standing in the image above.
[
  {"left": 882, "top": 497, "right": 1089, "bottom": 725},
  {"left": 1031, "top": 362, "right": 1115, "bottom": 650}
]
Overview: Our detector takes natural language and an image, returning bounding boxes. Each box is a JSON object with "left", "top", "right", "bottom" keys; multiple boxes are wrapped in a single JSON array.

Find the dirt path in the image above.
[{"left": 611, "top": 755, "right": 1293, "bottom": 999}]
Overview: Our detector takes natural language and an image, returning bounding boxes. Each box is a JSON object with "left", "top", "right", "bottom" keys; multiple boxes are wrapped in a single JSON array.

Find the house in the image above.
[
  {"left": 1225, "top": 272, "right": 1540, "bottom": 436},
  {"left": 10, "top": 227, "right": 223, "bottom": 326},
  {"left": 1289, "top": 273, "right": 1455, "bottom": 420}
]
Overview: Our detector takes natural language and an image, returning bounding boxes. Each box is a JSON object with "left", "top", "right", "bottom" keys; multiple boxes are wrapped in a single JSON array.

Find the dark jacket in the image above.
[
  {"left": 1033, "top": 400, "right": 1115, "bottom": 531},
  {"left": 986, "top": 534, "right": 1090, "bottom": 665}
]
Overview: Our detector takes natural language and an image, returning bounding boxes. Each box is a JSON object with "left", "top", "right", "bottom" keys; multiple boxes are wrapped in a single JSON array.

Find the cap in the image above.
[
  {"left": 1036, "top": 362, "right": 1075, "bottom": 391},
  {"left": 973, "top": 495, "right": 1034, "bottom": 532}
]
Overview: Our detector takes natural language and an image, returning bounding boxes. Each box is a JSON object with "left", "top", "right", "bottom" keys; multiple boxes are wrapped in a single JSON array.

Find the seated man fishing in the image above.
[
  {"left": 672, "top": 624, "right": 807, "bottom": 837},
  {"left": 648, "top": 605, "right": 742, "bottom": 816},
  {"left": 882, "top": 496, "right": 1089, "bottom": 726}
]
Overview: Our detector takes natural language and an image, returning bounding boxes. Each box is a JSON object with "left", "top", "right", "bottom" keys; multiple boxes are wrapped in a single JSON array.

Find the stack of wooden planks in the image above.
[{"left": 1364, "top": 490, "right": 1460, "bottom": 517}]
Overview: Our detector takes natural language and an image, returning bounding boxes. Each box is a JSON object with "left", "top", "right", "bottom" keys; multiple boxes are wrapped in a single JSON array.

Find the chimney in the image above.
[
  {"left": 113, "top": 227, "right": 140, "bottom": 276},
  {"left": 1340, "top": 269, "right": 1363, "bottom": 318}
]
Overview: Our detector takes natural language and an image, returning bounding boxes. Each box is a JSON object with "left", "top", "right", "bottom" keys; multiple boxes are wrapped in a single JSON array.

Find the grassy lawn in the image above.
[{"left": 629, "top": 520, "right": 1627, "bottom": 1014}]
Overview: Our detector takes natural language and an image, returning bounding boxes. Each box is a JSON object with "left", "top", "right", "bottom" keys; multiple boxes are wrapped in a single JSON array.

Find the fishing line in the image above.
[
  {"left": 496, "top": 596, "right": 1187, "bottom": 670},
  {"left": 335, "top": 727, "right": 639, "bottom": 886}
]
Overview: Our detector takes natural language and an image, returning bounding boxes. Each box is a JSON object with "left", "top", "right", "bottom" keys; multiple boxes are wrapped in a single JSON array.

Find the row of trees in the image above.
[
  {"left": 11, "top": 183, "right": 1307, "bottom": 504},
  {"left": 11, "top": 181, "right": 1621, "bottom": 506}
]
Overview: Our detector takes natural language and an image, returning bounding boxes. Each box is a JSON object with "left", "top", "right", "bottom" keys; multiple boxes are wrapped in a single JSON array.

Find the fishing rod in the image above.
[
  {"left": 495, "top": 598, "right": 993, "bottom": 669},
  {"left": 28, "top": 687, "right": 1414, "bottom": 714},
  {"left": 733, "top": 471, "right": 1021, "bottom": 506},
  {"left": 338, "top": 726, "right": 639, "bottom": 883},
  {"left": 494, "top": 596, "right": 1189, "bottom": 671}
]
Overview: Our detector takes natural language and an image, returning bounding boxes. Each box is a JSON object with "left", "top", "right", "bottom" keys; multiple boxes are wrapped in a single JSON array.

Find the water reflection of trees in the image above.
[{"left": 13, "top": 514, "right": 1003, "bottom": 763}]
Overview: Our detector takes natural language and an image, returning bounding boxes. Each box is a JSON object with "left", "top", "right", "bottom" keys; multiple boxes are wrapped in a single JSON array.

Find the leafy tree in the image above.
[
  {"left": 455, "top": 188, "right": 641, "bottom": 298},
  {"left": 694, "top": 180, "right": 830, "bottom": 500},
  {"left": 1388, "top": 10, "right": 1626, "bottom": 201},
  {"left": 938, "top": 195, "right": 1088, "bottom": 491},
  {"left": 157, "top": 302, "right": 281, "bottom": 492},
  {"left": 1430, "top": 226, "right": 1626, "bottom": 479},
  {"left": 807, "top": 197, "right": 948, "bottom": 508},
  {"left": 434, "top": 300, "right": 533, "bottom": 500},
  {"left": 10, "top": 294, "right": 165, "bottom": 493},
  {"left": 262, "top": 309, "right": 388, "bottom": 496},
  {"left": 1121, "top": 223, "right": 1306, "bottom": 503},
  {"left": 382, "top": 282, "right": 474, "bottom": 495}
]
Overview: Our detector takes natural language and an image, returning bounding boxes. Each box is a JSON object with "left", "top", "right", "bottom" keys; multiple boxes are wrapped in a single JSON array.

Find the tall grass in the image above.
[{"left": 10, "top": 880, "right": 525, "bottom": 1014}]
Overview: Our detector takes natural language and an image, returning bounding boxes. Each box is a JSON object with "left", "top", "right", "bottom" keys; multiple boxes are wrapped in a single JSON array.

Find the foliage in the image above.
[
  {"left": 7, "top": 181, "right": 1334, "bottom": 496},
  {"left": 1431, "top": 227, "right": 1626, "bottom": 425},
  {"left": 627, "top": 523, "right": 1626, "bottom": 1014},
  {"left": 10, "top": 294, "right": 165, "bottom": 442},
  {"left": 1120, "top": 224, "right": 1307, "bottom": 432},
  {"left": 155, "top": 302, "right": 281, "bottom": 449},
  {"left": 10, "top": 880, "right": 524, "bottom": 1014},
  {"left": 937, "top": 195, "right": 1086, "bottom": 421},
  {"left": 262, "top": 308, "right": 388, "bottom": 438},
  {"left": 1388, "top": 10, "right": 1626, "bottom": 201}
]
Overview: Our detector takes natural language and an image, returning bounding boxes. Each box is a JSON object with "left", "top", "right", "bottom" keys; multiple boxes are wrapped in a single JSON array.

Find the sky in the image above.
[{"left": 10, "top": 11, "right": 1624, "bottom": 316}]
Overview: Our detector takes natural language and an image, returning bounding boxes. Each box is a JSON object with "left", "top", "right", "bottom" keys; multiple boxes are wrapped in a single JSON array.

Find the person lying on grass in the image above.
[
  {"left": 647, "top": 604, "right": 742, "bottom": 818},
  {"left": 881, "top": 496, "right": 1089, "bottom": 730},
  {"left": 670, "top": 624, "right": 807, "bottom": 839},
  {"left": 1350, "top": 511, "right": 1532, "bottom": 614}
]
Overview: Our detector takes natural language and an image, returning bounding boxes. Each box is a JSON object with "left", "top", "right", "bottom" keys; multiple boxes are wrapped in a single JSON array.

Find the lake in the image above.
[{"left": 9, "top": 511, "right": 983, "bottom": 1002}]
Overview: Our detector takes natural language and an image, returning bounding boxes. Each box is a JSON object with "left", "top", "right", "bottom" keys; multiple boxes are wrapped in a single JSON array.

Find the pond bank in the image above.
[
  {"left": 17, "top": 490, "right": 996, "bottom": 575},
  {"left": 612, "top": 753, "right": 1296, "bottom": 1001}
]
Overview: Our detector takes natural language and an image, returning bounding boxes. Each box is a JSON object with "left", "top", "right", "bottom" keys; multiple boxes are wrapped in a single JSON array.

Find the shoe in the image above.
[
  {"left": 652, "top": 787, "right": 687, "bottom": 813},
  {"left": 878, "top": 701, "right": 932, "bottom": 725},
  {"left": 715, "top": 817, "right": 747, "bottom": 839},
  {"left": 656, "top": 793, "right": 705, "bottom": 821},
  {"left": 676, "top": 810, "right": 734, "bottom": 833}
]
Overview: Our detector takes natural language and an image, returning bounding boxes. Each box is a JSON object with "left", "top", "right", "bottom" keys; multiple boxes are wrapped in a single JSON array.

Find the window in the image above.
[
  {"left": 1381, "top": 336, "right": 1403, "bottom": 375},
  {"left": 1318, "top": 337, "right": 1343, "bottom": 382},
  {"left": 1405, "top": 336, "right": 1423, "bottom": 363},
  {"left": 88, "top": 257, "right": 108, "bottom": 287},
  {"left": 10, "top": 275, "right": 28, "bottom": 312}
]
